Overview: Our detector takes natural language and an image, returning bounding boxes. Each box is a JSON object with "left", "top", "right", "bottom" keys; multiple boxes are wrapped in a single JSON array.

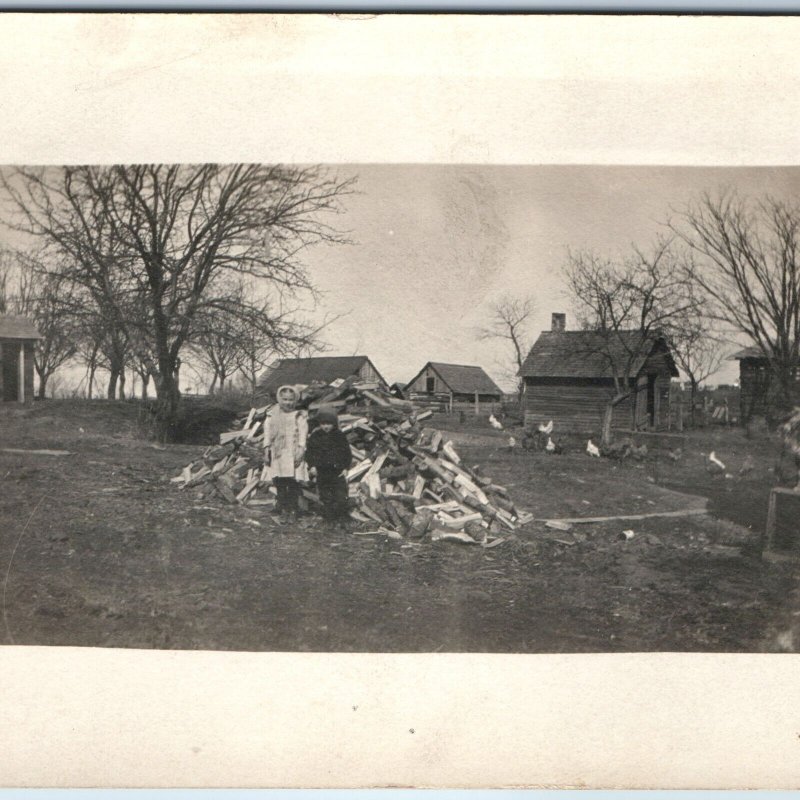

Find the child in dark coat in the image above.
[{"left": 305, "top": 406, "right": 353, "bottom": 528}]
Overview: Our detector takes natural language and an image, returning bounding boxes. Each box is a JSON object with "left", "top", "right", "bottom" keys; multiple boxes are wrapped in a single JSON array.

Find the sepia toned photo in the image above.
[
  {"left": 2, "top": 160, "right": 799, "bottom": 654},
  {"left": 2, "top": 13, "right": 800, "bottom": 789}
]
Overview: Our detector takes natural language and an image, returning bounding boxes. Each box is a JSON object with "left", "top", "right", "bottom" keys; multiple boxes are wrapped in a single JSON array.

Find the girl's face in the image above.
[
  {"left": 278, "top": 392, "right": 297, "bottom": 411},
  {"left": 319, "top": 422, "right": 334, "bottom": 432}
]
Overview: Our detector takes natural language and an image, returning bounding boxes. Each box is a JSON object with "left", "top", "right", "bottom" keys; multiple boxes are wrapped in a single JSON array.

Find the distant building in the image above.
[
  {"left": 0, "top": 315, "right": 40, "bottom": 403},
  {"left": 519, "top": 313, "right": 679, "bottom": 432},
  {"left": 404, "top": 362, "right": 503, "bottom": 408},
  {"left": 257, "top": 355, "right": 387, "bottom": 398},
  {"left": 730, "top": 345, "right": 800, "bottom": 422}
]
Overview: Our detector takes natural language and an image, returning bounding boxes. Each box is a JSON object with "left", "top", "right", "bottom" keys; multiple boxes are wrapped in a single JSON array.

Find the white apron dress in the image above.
[{"left": 264, "top": 407, "right": 309, "bottom": 483}]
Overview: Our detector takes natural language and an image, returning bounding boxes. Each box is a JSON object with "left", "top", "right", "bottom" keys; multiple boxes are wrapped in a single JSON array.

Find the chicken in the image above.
[
  {"left": 708, "top": 451, "right": 726, "bottom": 471},
  {"left": 545, "top": 436, "right": 563, "bottom": 454},
  {"left": 508, "top": 436, "right": 517, "bottom": 452},
  {"left": 538, "top": 419, "right": 554, "bottom": 435},
  {"left": 586, "top": 439, "right": 601, "bottom": 457},
  {"left": 489, "top": 414, "right": 503, "bottom": 430}
]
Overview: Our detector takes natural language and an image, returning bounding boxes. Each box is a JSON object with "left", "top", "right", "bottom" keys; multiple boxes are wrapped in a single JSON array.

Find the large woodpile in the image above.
[{"left": 172, "top": 378, "right": 532, "bottom": 544}]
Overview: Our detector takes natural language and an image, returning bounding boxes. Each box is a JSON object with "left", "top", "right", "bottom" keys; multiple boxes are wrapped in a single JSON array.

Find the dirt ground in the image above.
[{"left": 1, "top": 399, "right": 798, "bottom": 653}]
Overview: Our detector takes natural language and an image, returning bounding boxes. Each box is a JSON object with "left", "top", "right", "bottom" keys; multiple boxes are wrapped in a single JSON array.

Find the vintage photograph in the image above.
[{"left": 1, "top": 162, "right": 798, "bottom": 654}]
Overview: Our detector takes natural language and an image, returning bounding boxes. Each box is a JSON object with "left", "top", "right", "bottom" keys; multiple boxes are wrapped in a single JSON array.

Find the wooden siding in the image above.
[
  {"left": 0, "top": 338, "right": 36, "bottom": 403},
  {"left": 739, "top": 357, "right": 800, "bottom": 421},
  {"left": 524, "top": 374, "right": 672, "bottom": 433},
  {"left": 523, "top": 378, "right": 635, "bottom": 433},
  {"left": 406, "top": 364, "right": 445, "bottom": 395},
  {"left": 357, "top": 359, "right": 384, "bottom": 385}
]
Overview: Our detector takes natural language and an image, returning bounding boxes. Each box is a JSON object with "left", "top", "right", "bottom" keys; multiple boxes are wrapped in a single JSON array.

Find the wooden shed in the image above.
[
  {"left": 0, "top": 315, "right": 40, "bottom": 403},
  {"left": 731, "top": 345, "right": 800, "bottom": 423},
  {"left": 519, "top": 317, "right": 678, "bottom": 433},
  {"left": 405, "top": 362, "right": 503, "bottom": 411},
  {"left": 257, "top": 355, "right": 387, "bottom": 398}
]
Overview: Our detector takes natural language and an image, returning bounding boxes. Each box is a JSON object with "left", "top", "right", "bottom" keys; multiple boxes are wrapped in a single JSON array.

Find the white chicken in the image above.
[
  {"left": 538, "top": 419, "right": 554, "bottom": 435},
  {"left": 708, "top": 451, "right": 726, "bottom": 471},
  {"left": 586, "top": 439, "right": 601, "bottom": 457},
  {"left": 545, "top": 436, "right": 556, "bottom": 453},
  {"left": 489, "top": 414, "right": 504, "bottom": 430},
  {"left": 508, "top": 436, "right": 517, "bottom": 452}
]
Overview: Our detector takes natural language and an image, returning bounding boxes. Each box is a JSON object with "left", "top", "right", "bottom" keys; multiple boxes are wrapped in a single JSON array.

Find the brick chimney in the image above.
[{"left": 551, "top": 313, "right": 566, "bottom": 332}]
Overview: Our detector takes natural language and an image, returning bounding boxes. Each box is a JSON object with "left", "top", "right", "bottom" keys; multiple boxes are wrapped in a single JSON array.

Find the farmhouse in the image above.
[
  {"left": 731, "top": 345, "right": 800, "bottom": 422},
  {"left": 0, "top": 315, "right": 39, "bottom": 403},
  {"left": 404, "top": 362, "right": 503, "bottom": 411},
  {"left": 519, "top": 314, "right": 678, "bottom": 433},
  {"left": 258, "top": 355, "right": 387, "bottom": 398}
]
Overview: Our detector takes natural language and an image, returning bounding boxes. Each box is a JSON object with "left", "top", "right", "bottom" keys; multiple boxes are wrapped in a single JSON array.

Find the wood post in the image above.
[
  {"left": 764, "top": 488, "right": 778, "bottom": 553},
  {"left": 18, "top": 343, "right": 24, "bottom": 402},
  {"left": 474, "top": 390, "right": 479, "bottom": 415},
  {"left": 449, "top": 392, "right": 453, "bottom": 415}
]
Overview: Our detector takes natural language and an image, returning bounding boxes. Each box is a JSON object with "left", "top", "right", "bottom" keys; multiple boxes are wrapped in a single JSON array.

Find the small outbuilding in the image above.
[
  {"left": 519, "top": 314, "right": 679, "bottom": 433},
  {"left": 404, "top": 362, "right": 503, "bottom": 411},
  {"left": 0, "top": 315, "right": 40, "bottom": 403},
  {"left": 258, "top": 355, "right": 387, "bottom": 398},
  {"left": 731, "top": 345, "right": 800, "bottom": 423}
]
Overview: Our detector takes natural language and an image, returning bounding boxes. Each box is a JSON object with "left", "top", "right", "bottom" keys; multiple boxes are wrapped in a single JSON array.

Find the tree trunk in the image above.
[
  {"left": 37, "top": 371, "right": 48, "bottom": 400},
  {"left": 601, "top": 392, "right": 630, "bottom": 447},
  {"left": 140, "top": 371, "right": 150, "bottom": 400},
  {"left": 600, "top": 403, "right": 614, "bottom": 447},
  {"left": 153, "top": 364, "right": 182, "bottom": 442},
  {"left": 689, "top": 379, "right": 698, "bottom": 428},
  {"left": 87, "top": 363, "right": 96, "bottom": 400},
  {"left": 118, "top": 369, "right": 126, "bottom": 400},
  {"left": 208, "top": 375, "right": 217, "bottom": 395},
  {"left": 107, "top": 368, "right": 119, "bottom": 400}
]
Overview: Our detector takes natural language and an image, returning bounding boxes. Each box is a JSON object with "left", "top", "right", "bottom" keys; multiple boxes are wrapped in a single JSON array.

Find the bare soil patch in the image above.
[{"left": 1, "top": 401, "right": 797, "bottom": 652}]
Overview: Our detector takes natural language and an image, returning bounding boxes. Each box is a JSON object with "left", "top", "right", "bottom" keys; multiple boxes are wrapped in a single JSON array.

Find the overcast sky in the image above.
[
  {"left": 302, "top": 164, "right": 800, "bottom": 388},
  {"left": 3, "top": 163, "right": 800, "bottom": 393}
]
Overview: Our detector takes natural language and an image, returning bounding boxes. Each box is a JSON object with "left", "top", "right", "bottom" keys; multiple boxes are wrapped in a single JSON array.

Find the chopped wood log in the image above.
[
  {"left": 213, "top": 478, "right": 238, "bottom": 504},
  {"left": 442, "top": 441, "right": 460, "bottom": 464},
  {"left": 347, "top": 459, "right": 372, "bottom": 482},
  {"left": 412, "top": 476, "right": 426, "bottom": 500},
  {"left": 430, "top": 529, "right": 478, "bottom": 545}
]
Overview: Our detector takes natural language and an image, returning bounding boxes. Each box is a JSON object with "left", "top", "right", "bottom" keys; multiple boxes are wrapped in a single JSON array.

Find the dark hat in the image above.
[{"left": 315, "top": 406, "right": 339, "bottom": 425}]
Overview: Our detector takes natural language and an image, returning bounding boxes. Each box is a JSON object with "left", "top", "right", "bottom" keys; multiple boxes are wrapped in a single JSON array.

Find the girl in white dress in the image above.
[{"left": 264, "top": 385, "right": 308, "bottom": 518}]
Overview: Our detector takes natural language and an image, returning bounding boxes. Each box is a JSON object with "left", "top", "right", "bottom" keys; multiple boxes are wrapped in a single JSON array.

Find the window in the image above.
[{"left": 426, "top": 376, "right": 435, "bottom": 393}]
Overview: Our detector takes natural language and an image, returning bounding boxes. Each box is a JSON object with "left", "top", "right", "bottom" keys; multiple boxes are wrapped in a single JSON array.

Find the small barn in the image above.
[
  {"left": 0, "top": 315, "right": 39, "bottom": 403},
  {"left": 404, "top": 362, "right": 503, "bottom": 411},
  {"left": 731, "top": 345, "right": 800, "bottom": 423},
  {"left": 519, "top": 315, "right": 678, "bottom": 433},
  {"left": 258, "top": 355, "right": 387, "bottom": 398}
]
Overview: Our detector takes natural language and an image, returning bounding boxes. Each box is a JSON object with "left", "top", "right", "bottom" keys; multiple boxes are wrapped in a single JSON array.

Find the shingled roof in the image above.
[
  {"left": 519, "top": 329, "right": 678, "bottom": 379},
  {"left": 258, "top": 356, "right": 386, "bottom": 393},
  {"left": 0, "top": 315, "right": 41, "bottom": 340},
  {"left": 409, "top": 362, "right": 503, "bottom": 396}
]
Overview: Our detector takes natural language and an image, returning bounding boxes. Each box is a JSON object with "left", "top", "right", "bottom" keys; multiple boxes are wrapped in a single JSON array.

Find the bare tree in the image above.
[
  {"left": 2, "top": 164, "right": 355, "bottom": 436},
  {"left": 668, "top": 312, "right": 726, "bottom": 425},
  {"left": 670, "top": 191, "right": 800, "bottom": 421},
  {"left": 565, "top": 238, "right": 696, "bottom": 445},
  {"left": 477, "top": 294, "right": 535, "bottom": 407}
]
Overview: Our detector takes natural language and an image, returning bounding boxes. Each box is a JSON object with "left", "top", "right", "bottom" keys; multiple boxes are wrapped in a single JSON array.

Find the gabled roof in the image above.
[
  {"left": 730, "top": 345, "right": 765, "bottom": 360},
  {"left": 258, "top": 355, "right": 386, "bottom": 392},
  {"left": 0, "top": 315, "right": 41, "bottom": 340},
  {"left": 409, "top": 362, "right": 503, "bottom": 396},
  {"left": 519, "top": 329, "right": 678, "bottom": 379}
]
